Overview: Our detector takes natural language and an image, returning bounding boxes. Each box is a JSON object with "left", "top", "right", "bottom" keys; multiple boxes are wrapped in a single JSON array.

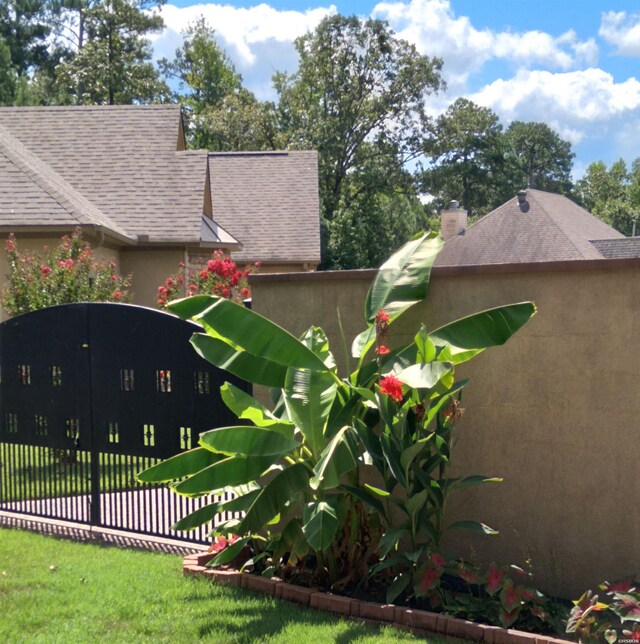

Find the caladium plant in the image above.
[{"left": 138, "top": 231, "right": 536, "bottom": 593}]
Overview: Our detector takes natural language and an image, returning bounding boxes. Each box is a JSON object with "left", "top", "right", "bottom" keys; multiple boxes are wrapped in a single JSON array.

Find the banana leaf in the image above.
[
  {"left": 429, "top": 302, "right": 537, "bottom": 364},
  {"left": 137, "top": 447, "right": 223, "bottom": 483},
  {"left": 173, "top": 455, "right": 278, "bottom": 495}
]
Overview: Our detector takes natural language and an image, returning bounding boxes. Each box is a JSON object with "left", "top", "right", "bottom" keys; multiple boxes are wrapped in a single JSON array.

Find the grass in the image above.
[{"left": 0, "top": 528, "right": 452, "bottom": 643}]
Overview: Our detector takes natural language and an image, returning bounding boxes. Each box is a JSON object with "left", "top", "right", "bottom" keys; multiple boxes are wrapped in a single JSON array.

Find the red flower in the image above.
[
  {"left": 40, "top": 265, "right": 51, "bottom": 277},
  {"left": 209, "top": 533, "right": 240, "bottom": 554},
  {"left": 178, "top": 261, "right": 185, "bottom": 268},
  {"left": 375, "top": 345, "right": 391, "bottom": 356},
  {"left": 188, "top": 284, "right": 197, "bottom": 292},
  {"left": 379, "top": 375, "right": 403, "bottom": 403},
  {"left": 240, "top": 287, "right": 250, "bottom": 298},
  {"left": 112, "top": 290, "right": 122, "bottom": 299},
  {"left": 375, "top": 309, "right": 390, "bottom": 324},
  {"left": 165, "top": 278, "right": 173, "bottom": 287},
  {"left": 199, "top": 269, "right": 208, "bottom": 279},
  {"left": 221, "top": 287, "right": 230, "bottom": 298}
]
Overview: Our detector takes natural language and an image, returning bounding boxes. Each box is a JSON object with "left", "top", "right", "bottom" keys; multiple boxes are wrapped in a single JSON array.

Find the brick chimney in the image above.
[{"left": 440, "top": 200, "right": 467, "bottom": 241}]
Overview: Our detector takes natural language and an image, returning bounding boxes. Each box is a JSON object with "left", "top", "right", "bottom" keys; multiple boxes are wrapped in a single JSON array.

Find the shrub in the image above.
[
  {"left": 2, "top": 229, "right": 131, "bottom": 317},
  {"left": 139, "top": 232, "right": 536, "bottom": 604},
  {"left": 567, "top": 579, "right": 640, "bottom": 643},
  {"left": 156, "top": 251, "right": 253, "bottom": 308}
]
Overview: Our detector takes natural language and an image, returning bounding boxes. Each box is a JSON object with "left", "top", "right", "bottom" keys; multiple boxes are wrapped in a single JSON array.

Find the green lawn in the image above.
[{"left": 0, "top": 528, "right": 448, "bottom": 643}]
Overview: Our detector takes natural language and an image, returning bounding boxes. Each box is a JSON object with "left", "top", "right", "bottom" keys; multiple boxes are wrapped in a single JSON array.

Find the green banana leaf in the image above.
[
  {"left": 171, "top": 489, "right": 261, "bottom": 531},
  {"left": 364, "top": 231, "right": 443, "bottom": 323},
  {"left": 429, "top": 302, "right": 537, "bottom": 364},
  {"left": 238, "top": 463, "right": 311, "bottom": 533},
  {"left": 191, "top": 333, "right": 287, "bottom": 388},
  {"left": 310, "top": 426, "right": 358, "bottom": 491},
  {"left": 352, "top": 232, "right": 443, "bottom": 359},
  {"left": 283, "top": 367, "right": 338, "bottom": 458},
  {"left": 302, "top": 499, "right": 339, "bottom": 551},
  {"left": 220, "top": 382, "right": 290, "bottom": 428},
  {"left": 395, "top": 362, "right": 452, "bottom": 390},
  {"left": 137, "top": 447, "right": 223, "bottom": 483},
  {"left": 190, "top": 296, "right": 328, "bottom": 372},
  {"left": 199, "top": 425, "right": 297, "bottom": 457},
  {"left": 173, "top": 455, "right": 278, "bottom": 495}
]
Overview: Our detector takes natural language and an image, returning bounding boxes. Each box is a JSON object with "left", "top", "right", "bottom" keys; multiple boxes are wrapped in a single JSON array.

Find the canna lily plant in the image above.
[{"left": 138, "top": 231, "right": 536, "bottom": 594}]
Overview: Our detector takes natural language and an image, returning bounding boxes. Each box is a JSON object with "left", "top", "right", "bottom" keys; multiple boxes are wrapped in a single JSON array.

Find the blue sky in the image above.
[{"left": 151, "top": 0, "right": 640, "bottom": 178}]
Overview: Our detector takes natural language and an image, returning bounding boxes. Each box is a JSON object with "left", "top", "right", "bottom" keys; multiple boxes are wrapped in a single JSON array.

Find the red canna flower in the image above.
[
  {"left": 379, "top": 375, "right": 403, "bottom": 403},
  {"left": 375, "top": 345, "right": 391, "bottom": 356},
  {"left": 375, "top": 309, "right": 390, "bottom": 324}
]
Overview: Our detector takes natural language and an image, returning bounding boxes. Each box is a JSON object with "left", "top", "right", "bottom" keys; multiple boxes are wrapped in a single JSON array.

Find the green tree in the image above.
[
  {"left": 574, "top": 158, "right": 640, "bottom": 236},
  {"left": 0, "top": 37, "right": 17, "bottom": 104},
  {"left": 503, "top": 121, "right": 574, "bottom": 194},
  {"left": 328, "top": 156, "right": 432, "bottom": 269},
  {"left": 158, "top": 17, "right": 278, "bottom": 149},
  {"left": 274, "top": 14, "right": 443, "bottom": 267},
  {"left": 422, "top": 98, "right": 504, "bottom": 217},
  {"left": 0, "top": 0, "right": 52, "bottom": 75},
  {"left": 55, "top": 0, "right": 169, "bottom": 104},
  {"left": 194, "top": 90, "right": 284, "bottom": 151}
]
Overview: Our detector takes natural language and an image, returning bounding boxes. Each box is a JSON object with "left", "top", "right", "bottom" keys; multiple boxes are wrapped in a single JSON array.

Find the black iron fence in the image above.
[{"left": 0, "top": 303, "right": 246, "bottom": 543}]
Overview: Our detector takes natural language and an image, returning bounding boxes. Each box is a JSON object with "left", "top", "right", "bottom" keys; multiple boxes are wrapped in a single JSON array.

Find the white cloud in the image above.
[
  {"left": 468, "top": 68, "right": 640, "bottom": 145},
  {"left": 372, "top": 0, "right": 599, "bottom": 91},
  {"left": 152, "top": 3, "right": 336, "bottom": 99},
  {"left": 599, "top": 11, "right": 640, "bottom": 56}
]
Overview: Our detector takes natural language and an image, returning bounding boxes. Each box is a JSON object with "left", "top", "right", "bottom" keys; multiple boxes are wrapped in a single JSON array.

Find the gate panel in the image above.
[
  {"left": 0, "top": 303, "right": 248, "bottom": 543},
  {"left": 0, "top": 304, "right": 93, "bottom": 523},
  {"left": 87, "top": 304, "right": 245, "bottom": 542}
]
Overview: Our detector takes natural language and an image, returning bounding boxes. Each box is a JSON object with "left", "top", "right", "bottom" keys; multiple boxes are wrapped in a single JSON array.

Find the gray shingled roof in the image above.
[
  {"left": 591, "top": 237, "right": 640, "bottom": 258},
  {"left": 209, "top": 151, "right": 321, "bottom": 264},
  {"left": 435, "top": 189, "right": 625, "bottom": 266},
  {"left": 0, "top": 105, "right": 238, "bottom": 247}
]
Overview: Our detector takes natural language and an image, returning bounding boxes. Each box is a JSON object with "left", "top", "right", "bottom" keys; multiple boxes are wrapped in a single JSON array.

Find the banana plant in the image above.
[{"left": 137, "top": 231, "right": 536, "bottom": 594}]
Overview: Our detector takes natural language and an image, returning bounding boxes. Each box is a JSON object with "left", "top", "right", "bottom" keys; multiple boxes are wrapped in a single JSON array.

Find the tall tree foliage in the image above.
[
  {"left": 274, "top": 14, "right": 443, "bottom": 267},
  {"left": 159, "top": 17, "right": 278, "bottom": 150},
  {"left": 0, "top": 0, "right": 52, "bottom": 75},
  {"left": 502, "top": 121, "right": 574, "bottom": 194},
  {"left": 55, "top": 0, "right": 169, "bottom": 104},
  {"left": 574, "top": 158, "right": 640, "bottom": 236},
  {"left": 422, "top": 98, "right": 505, "bottom": 217}
]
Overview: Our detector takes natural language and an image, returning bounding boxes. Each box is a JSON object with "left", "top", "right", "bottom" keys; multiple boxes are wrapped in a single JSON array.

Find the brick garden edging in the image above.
[{"left": 183, "top": 552, "right": 570, "bottom": 643}]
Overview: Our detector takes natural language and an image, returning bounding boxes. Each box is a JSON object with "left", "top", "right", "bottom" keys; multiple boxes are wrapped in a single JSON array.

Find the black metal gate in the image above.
[{"left": 0, "top": 303, "right": 246, "bottom": 543}]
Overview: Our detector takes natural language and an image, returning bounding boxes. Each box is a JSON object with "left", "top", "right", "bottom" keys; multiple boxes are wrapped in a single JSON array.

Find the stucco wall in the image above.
[
  {"left": 250, "top": 261, "right": 640, "bottom": 598},
  {"left": 119, "top": 248, "right": 185, "bottom": 309}
]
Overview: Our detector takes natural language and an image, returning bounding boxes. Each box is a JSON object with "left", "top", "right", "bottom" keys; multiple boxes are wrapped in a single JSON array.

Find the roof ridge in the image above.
[
  {"left": 526, "top": 190, "right": 593, "bottom": 258},
  {"left": 0, "top": 122, "right": 131, "bottom": 240}
]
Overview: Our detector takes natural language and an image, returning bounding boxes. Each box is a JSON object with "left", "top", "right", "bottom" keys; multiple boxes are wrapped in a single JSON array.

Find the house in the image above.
[
  {"left": 434, "top": 188, "right": 640, "bottom": 267},
  {"left": 0, "top": 104, "right": 321, "bottom": 312}
]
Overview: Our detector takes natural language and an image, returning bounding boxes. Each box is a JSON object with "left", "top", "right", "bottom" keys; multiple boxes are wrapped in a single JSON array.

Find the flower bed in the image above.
[{"left": 183, "top": 552, "right": 570, "bottom": 644}]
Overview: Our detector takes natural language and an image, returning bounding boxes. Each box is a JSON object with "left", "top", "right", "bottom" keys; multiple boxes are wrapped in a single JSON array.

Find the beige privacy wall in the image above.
[{"left": 250, "top": 260, "right": 640, "bottom": 599}]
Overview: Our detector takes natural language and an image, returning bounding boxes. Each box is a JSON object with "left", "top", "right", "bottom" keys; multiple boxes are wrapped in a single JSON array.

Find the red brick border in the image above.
[{"left": 182, "top": 553, "right": 569, "bottom": 643}]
